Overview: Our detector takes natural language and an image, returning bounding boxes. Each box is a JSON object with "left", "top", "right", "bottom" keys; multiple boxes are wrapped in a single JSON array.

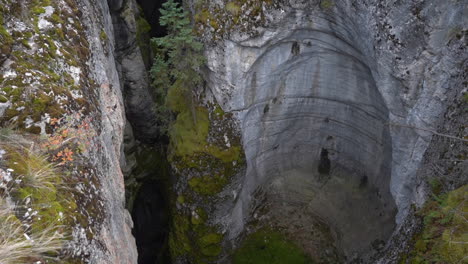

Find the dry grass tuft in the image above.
[
  {"left": 0, "top": 198, "right": 64, "bottom": 263},
  {"left": 0, "top": 133, "right": 67, "bottom": 263}
]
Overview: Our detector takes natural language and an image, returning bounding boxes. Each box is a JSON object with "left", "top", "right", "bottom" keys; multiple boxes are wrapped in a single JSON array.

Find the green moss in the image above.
[
  {"left": 24, "top": 31, "right": 33, "bottom": 38},
  {"left": 136, "top": 16, "right": 151, "bottom": 39},
  {"left": 226, "top": 2, "right": 241, "bottom": 16},
  {"left": 195, "top": 9, "right": 212, "bottom": 24},
  {"left": 194, "top": 0, "right": 274, "bottom": 40},
  {"left": 320, "top": 0, "right": 334, "bottom": 9},
  {"left": 191, "top": 208, "right": 207, "bottom": 225},
  {"left": 169, "top": 213, "right": 192, "bottom": 257},
  {"left": 32, "top": 92, "right": 52, "bottom": 113},
  {"left": 177, "top": 195, "right": 185, "bottom": 204},
  {"left": 50, "top": 13, "right": 64, "bottom": 25},
  {"left": 32, "top": 6, "right": 46, "bottom": 15},
  {"left": 199, "top": 233, "right": 222, "bottom": 247},
  {"left": 406, "top": 185, "right": 468, "bottom": 263},
  {"left": 232, "top": 228, "right": 313, "bottom": 264},
  {"left": 166, "top": 81, "right": 191, "bottom": 113},
  {"left": 0, "top": 13, "right": 13, "bottom": 54},
  {"left": 213, "top": 105, "right": 225, "bottom": 117},
  {"left": 188, "top": 174, "right": 229, "bottom": 196},
  {"left": 169, "top": 106, "right": 210, "bottom": 158},
  {"left": 5, "top": 146, "right": 77, "bottom": 235},
  {"left": 1, "top": 86, "right": 12, "bottom": 94},
  {"left": 99, "top": 29, "right": 107, "bottom": 42},
  {"left": 0, "top": 94, "right": 7, "bottom": 103},
  {"left": 169, "top": 105, "right": 241, "bottom": 164},
  {"left": 463, "top": 93, "right": 468, "bottom": 103},
  {"left": 199, "top": 233, "right": 223, "bottom": 257},
  {"left": 169, "top": 208, "right": 225, "bottom": 262}
]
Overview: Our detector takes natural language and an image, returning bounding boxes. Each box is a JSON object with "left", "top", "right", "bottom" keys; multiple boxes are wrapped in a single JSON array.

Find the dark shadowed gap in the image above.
[
  {"left": 132, "top": 180, "right": 171, "bottom": 264},
  {"left": 135, "top": 0, "right": 182, "bottom": 38}
]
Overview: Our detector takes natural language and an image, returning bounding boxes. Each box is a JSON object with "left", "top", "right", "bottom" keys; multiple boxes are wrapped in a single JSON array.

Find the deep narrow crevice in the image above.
[
  {"left": 132, "top": 179, "right": 171, "bottom": 264},
  {"left": 108, "top": 0, "right": 174, "bottom": 262}
]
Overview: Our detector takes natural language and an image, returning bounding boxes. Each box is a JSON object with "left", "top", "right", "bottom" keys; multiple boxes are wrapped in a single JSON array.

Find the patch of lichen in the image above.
[
  {"left": 320, "top": 0, "right": 334, "bottom": 9},
  {"left": 402, "top": 185, "right": 467, "bottom": 263},
  {"left": 0, "top": 0, "right": 94, "bottom": 133},
  {"left": 194, "top": 0, "right": 276, "bottom": 41}
]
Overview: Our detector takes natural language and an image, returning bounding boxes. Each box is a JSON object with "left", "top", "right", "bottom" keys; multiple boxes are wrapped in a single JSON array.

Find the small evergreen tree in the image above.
[{"left": 150, "top": 0, "right": 205, "bottom": 135}]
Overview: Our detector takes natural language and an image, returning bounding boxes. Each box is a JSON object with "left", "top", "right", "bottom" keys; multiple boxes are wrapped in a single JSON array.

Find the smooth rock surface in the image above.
[{"left": 203, "top": 0, "right": 467, "bottom": 260}]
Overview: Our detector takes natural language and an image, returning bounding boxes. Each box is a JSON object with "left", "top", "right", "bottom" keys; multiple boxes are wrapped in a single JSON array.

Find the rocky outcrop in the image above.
[
  {"left": 0, "top": 0, "right": 138, "bottom": 262},
  {"left": 196, "top": 0, "right": 467, "bottom": 261},
  {"left": 79, "top": 1, "right": 138, "bottom": 262}
]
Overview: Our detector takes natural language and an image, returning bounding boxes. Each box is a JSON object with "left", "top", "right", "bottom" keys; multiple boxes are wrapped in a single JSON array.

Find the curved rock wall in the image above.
[
  {"left": 210, "top": 8, "right": 396, "bottom": 258},
  {"left": 202, "top": 0, "right": 467, "bottom": 260}
]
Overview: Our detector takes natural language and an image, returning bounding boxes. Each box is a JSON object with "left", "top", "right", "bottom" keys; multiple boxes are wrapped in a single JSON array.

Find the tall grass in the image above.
[
  {"left": 0, "top": 133, "right": 66, "bottom": 263},
  {"left": 0, "top": 198, "right": 64, "bottom": 263}
]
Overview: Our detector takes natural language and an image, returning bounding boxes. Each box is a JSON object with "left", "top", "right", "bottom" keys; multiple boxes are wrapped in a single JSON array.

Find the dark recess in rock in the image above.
[
  {"left": 318, "top": 148, "right": 331, "bottom": 175},
  {"left": 291, "top": 41, "right": 300, "bottom": 56},
  {"left": 135, "top": 0, "right": 182, "bottom": 38},
  {"left": 132, "top": 180, "right": 170, "bottom": 264},
  {"left": 108, "top": 0, "right": 160, "bottom": 143}
]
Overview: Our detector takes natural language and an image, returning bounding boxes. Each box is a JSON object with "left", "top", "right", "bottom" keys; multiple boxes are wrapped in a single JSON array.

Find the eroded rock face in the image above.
[
  {"left": 202, "top": 0, "right": 467, "bottom": 261},
  {"left": 0, "top": 0, "right": 138, "bottom": 262},
  {"left": 108, "top": 0, "right": 159, "bottom": 143},
  {"left": 210, "top": 9, "right": 396, "bottom": 259}
]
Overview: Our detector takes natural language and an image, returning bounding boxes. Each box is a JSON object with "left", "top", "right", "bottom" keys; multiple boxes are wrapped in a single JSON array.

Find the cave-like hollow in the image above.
[{"left": 225, "top": 10, "right": 398, "bottom": 261}]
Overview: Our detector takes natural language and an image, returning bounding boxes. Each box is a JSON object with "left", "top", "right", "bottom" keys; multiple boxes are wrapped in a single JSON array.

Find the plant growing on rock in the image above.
[
  {"left": 0, "top": 198, "right": 64, "bottom": 264},
  {"left": 150, "top": 0, "right": 205, "bottom": 135},
  {"left": 0, "top": 134, "right": 70, "bottom": 263}
]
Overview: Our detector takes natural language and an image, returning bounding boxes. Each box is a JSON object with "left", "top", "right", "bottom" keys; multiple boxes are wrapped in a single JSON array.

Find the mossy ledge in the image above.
[{"left": 166, "top": 81, "right": 245, "bottom": 263}]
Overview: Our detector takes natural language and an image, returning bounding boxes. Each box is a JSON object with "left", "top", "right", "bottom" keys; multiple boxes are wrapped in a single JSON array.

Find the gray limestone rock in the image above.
[
  {"left": 109, "top": 0, "right": 159, "bottom": 143},
  {"left": 201, "top": 0, "right": 467, "bottom": 261},
  {"left": 71, "top": 0, "right": 138, "bottom": 262}
]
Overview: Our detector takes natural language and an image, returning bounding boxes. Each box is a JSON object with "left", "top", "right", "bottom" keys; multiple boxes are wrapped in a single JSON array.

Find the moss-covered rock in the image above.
[
  {"left": 402, "top": 185, "right": 468, "bottom": 263},
  {"left": 194, "top": 0, "right": 276, "bottom": 41},
  {"left": 166, "top": 87, "right": 245, "bottom": 263},
  {"left": 0, "top": 0, "right": 93, "bottom": 133},
  {"left": 232, "top": 228, "right": 314, "bottom": 264},
  {"left": 0, "top": 134, "right": 81, "bottom": 262}
]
